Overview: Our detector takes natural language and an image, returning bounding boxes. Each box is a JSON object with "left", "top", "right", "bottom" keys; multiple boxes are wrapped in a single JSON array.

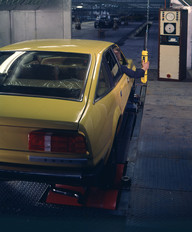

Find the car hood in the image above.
[{"left": 0, "top": 95, "right": 86, "bottom": 130}]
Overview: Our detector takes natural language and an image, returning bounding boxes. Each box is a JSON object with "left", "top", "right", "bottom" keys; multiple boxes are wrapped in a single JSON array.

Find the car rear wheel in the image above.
[{"left": 98, "top": 135, "right": 118, "bottom": 189}]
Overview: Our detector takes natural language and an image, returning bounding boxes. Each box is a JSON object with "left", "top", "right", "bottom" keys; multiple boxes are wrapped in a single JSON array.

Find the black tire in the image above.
[{"left": 99, "top": 135, "right": 118, "bottom": 189}]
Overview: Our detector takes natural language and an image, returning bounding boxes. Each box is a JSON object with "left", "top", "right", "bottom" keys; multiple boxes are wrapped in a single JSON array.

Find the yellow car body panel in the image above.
[
  {"left": 0, "top": 95, "right": 85, "bottom": 126},
  {"left": 0, "top": 39, "right": 134, "bottom": 183},
  {"left": 79, "top": 54, "right": 134, "bottom": 166},
  {"left": 0, "top": 39, "right": 113, "bottom": 54}
]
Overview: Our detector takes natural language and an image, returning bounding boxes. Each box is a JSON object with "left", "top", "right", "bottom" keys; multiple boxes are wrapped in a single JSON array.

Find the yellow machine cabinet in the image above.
[{"left": 158, "top": 9, "right": 188, "bottom": 81}]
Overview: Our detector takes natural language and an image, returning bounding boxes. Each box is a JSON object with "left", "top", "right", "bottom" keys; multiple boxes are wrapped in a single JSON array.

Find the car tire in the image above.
[{"left": 99, "top": 134, "right": 118, "bottom": 189}]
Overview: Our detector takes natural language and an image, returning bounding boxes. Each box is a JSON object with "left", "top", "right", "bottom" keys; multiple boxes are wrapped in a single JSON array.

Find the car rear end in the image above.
[{"left": 0, "top": 43, "right": 96, "bottom": 184}]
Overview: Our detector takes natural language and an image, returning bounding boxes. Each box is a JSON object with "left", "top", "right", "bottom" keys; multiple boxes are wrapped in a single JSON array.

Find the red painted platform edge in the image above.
[
  {"left": 46, "top": 185, "right": 86, "bottom": 207},
  {"left": 45, "top": 164, "right": 125, "bottom": 210}
]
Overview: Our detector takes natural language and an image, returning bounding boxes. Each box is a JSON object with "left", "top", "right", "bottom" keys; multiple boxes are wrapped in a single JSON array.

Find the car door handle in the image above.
[
  {"left": 127, "top": 77, "right": 130, "bottom": 83},
  {"left": 120, "top": 90, "right": 122, "bottom": 97}
]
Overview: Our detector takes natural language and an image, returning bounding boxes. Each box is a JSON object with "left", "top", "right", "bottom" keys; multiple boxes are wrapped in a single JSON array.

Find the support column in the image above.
[
  {"left": 184, "top": 6, "right": 192, "bottom": 69},
  {"left": 62, "top": 0, "right": 72, "bottom": 39}
]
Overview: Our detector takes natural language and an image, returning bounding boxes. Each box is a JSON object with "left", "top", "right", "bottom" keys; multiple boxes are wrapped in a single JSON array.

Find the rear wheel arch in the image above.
[
  {"left": 104, "top": 106, "right": 122, "bottom": 163},
  {"left": 99, "top": 109, "right": 123, "bottom": 187}
]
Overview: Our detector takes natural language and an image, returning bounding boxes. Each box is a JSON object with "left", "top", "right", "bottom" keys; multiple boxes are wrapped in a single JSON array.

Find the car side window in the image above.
[
  {"left": 113, "top": 47, "right": 128, "bottom": 66},
  {"left": 120, "top": 51, "right": 128, "bottom": 65},
  {"left": 105, "top": 50, "right": 122, "bottom": 83},
  {"left": 95, "top": 61, "right": 111, "bottom": 100}
]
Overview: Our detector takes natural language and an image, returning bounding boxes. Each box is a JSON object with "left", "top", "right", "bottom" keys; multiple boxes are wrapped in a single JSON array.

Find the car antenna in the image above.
[{"left": 141, "top": 0, "right": 150, "bottom": 84}]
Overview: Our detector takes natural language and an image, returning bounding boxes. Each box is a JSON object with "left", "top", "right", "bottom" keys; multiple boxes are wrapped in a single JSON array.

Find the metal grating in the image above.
[
  {"left": 133, "top": 156, "right": 192, "bottom": 191},
  {"left": 130, "top": 187, "right": 192, "bottom": 219},
  {"left": 137, "top": 135, "right": 192, "bottom": 160}
]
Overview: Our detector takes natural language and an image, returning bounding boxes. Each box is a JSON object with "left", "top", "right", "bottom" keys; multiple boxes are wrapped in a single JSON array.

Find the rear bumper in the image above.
[{"left": 0, "top": 161, "right": 105, "bottom": 186}]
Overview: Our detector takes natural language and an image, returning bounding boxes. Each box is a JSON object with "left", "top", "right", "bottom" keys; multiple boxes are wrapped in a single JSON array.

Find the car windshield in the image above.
[{"left": 0, "top": 51, "right": 90, "bottom": 100}]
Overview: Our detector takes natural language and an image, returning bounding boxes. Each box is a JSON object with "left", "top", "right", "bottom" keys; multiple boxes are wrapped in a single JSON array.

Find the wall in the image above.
[
  {"left": 0, "top": 0, "right": 71, "bottom": 47},
  {"left": 185, "top": 6, "right": 192, "bottom": 69},
  {"left": 171, "top": 3, "right": 192, "bottom": 69}
]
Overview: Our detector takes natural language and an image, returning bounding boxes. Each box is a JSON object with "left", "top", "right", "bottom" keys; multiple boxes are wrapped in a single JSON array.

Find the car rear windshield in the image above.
[{"left": 0, "top": 51, "right": 90, "bottom": 100}]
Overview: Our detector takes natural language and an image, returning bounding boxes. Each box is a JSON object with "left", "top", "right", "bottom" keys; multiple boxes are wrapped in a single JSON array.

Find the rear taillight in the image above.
[{"left": 28, "top": 130, "right": 88, "bottom": 154}]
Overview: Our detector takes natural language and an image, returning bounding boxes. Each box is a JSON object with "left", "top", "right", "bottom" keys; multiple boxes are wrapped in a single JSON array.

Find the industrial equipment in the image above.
[{"left": 158, "top": 9, "right": 188, "bottom": 81}]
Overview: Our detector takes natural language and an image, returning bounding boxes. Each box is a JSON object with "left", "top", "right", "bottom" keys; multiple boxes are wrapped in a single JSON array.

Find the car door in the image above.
[
  {"left": 79, "top": 57, "right": 121, "bottom": 164},
  {"left": 104, "top": 49, "right": 130, "bottom": 114},
  {"left": 79, "top": 48, "right": 133, "bottom": 165}
]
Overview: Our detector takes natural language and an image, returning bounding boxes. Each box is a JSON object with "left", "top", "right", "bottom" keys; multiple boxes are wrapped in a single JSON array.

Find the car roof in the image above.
[{"left": 0, "top": 39, "right": 114, "bottom": 54}]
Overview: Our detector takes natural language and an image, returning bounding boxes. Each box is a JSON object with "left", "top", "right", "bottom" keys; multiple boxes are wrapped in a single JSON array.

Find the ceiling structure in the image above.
[
  {"left": 0, "top": 0, "right": 62, "bottom": 10},
  {"left": 180, "top": 0, "right": 192, "bottom": 5},
  {"left": 72, "top": 0, "right": 170, "bottom": 20},
  {"left": 0, "top": 0, "right": 172, "bottom": 19},
  {"left": 0, "top": 0, "right": 170, "bottom": 10}
]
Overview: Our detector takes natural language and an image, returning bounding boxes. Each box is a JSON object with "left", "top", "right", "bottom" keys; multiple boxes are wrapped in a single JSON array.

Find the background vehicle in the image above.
[
  {"left": 94, "top": 15, "right": 114, "bottom": 29},
  {"left": 110, "top": 14, "right": 121, "bottom": 25},
  {"left": 0, "top": 39, "right": 134, "bottom": 185}
]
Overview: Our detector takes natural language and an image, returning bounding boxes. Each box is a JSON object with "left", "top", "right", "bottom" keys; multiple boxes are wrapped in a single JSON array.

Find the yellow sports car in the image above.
[{"left": 0, "top": 39, "right": 134, "bottom": 185}]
